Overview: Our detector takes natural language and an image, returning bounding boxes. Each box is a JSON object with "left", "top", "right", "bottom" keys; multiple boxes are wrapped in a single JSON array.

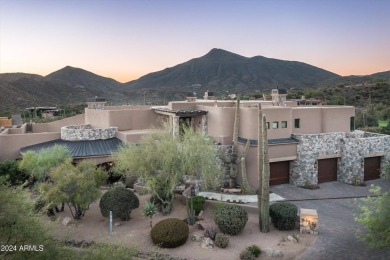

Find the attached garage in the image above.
[
  {"left": 364, "top": 157, "right": 381, "bottom": 181},
  {"left": 318, "top": 158, "right": 338, "bottom": 183},
  {"left": 270, "top": 161, "right": 290, "bottom": 185}
]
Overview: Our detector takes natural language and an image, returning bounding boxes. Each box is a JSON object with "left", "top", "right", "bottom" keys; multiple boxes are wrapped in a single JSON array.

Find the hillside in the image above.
[
  {"left": 125, "top": 48, "right": 340, "bottom": 94},
  {"left": 1, "top": 49, "right": 389, "bottom": 115}
]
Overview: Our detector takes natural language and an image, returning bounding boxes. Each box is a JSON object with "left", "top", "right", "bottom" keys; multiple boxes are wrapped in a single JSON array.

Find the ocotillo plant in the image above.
[{"left": 258, "top": 104, "right": 270, "bottom": 233}]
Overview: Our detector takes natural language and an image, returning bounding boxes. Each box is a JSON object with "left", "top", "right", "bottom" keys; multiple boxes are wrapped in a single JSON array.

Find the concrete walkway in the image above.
[{"left": 270, "top": 179, "right": 390, "bottom": 260}]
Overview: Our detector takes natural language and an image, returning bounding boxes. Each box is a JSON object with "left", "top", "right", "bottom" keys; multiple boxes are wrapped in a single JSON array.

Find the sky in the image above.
[{"left": 0, "top": 0, "right": 389, "bottom": 83}]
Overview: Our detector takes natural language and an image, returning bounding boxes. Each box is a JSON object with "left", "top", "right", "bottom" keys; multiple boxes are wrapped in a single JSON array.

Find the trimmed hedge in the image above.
[
  {"left": 269, "top": 202, "right": 298, "bottom": 230},
  {"left": 99, "top": 187, "right": 139, "bottom": 221},
  {"left": 151, "top": 218, "right": 189, "bottom": 248},
  {"left": 214, "top": 204, "right": 248, "bottom": 235}
]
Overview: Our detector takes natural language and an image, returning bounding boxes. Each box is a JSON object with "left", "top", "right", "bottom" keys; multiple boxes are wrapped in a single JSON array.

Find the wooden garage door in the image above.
[
  {"left": 270, "top": 161, "right": 289, "bottom": 186},
  {"left": 318, "top": 158, "right": 337, "bottom": 183},
  {"left": 364, "top": 157, "right": 381, "bottom": 181}
]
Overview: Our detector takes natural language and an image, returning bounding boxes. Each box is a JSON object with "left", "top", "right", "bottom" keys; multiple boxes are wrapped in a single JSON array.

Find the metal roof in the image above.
[
  {"left": 238, "top": 136, "right": 299, "bottom": 145},
  {"left": 20, "top": 138, "right": 124, "bottom": 158}
]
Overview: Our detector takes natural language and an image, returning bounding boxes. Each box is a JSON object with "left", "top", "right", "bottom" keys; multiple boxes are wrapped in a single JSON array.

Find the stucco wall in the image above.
[
  {"left": 32, "top": 114, "right": 85, "bottom": 133},
  {"left": 263, "top": 107, "right": 293, "bottom": 139},
  {"left": 0, "top": 132, "right": 60, "bottom": 161},
  {"left": 322, "top": 106, "right": 355, "bottom": 133},
  {"left": 198, "top": 105, "right": 235, "bottom": 145},
  {"left": 292, "top": 108, "right": 323, "bottom": 134}
]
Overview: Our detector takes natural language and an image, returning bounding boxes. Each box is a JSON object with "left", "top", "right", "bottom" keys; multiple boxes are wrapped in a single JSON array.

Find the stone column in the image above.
[
  {"left": 201, "top": 115, "right": 208, "bottom": 135},
  {"left": 172, "top": 116, "right": 180, "bottom": 136}
]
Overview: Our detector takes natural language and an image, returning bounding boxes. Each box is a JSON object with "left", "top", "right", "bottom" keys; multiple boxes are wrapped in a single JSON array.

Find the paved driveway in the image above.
[{"left": 270, "top": 180, "right": 390, "bottom": 260}]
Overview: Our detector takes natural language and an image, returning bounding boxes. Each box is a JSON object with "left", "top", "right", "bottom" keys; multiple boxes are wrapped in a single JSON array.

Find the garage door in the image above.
[
  {"left": 270, "top": 161, "right": 289, "bottom": 185},
  {"left": 318, "top": 158, "right": 337, "bottom": 183},
  {"left": 364, "top": 157, "right": 381, "bottom": 181}
]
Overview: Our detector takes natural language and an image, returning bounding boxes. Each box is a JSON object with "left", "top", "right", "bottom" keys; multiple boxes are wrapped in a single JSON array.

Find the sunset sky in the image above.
[{"left": 0, "top": 0, "right": 389, "bottom": 83}]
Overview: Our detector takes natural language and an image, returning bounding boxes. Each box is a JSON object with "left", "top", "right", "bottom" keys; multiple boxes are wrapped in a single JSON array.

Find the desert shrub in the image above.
[
  {"left": 151, "top": 218, "right": 189, "bottom": 248},
  {"left": 269, "top": 202, "right": 298, "bottom": 230},
  {"left": 99, "top": 187, "right": 140, "bottom": 221},
  {"left": 0, "top": 160, "right": 29, "bottom": 185},
  {"left": 247, "top": 245, "right": 261, "bottom": 257},
  {"left": 239, "top": 248, "right": 255, "bottom": 260},
  {"left": 203, "top": 226, "right": 217, "bottom": 240},
  {"left": 214, "top": 204, "right": 248, "bottom": 235},
  {"left": 215, "top": 233, "right": 229, "bottom": 248},
  {"left": 187, "top": 195, "right": 206, "bottom": 215}
]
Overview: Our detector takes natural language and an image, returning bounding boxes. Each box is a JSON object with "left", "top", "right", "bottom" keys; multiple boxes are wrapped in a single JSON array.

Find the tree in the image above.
[
  {"left": 113, "top": 127, "right": 224, "bottom": 214},
  {"left": 355, "top": 185, "right": 390, "bottom": 249},
  {"left": 40, "top": 159, "right": 106, "bottom": 219},
  {"left": 0, "top": 160, "right": 29, "bottom": 185},
  {"left": 19, "top": 145, "right": 71, "bottom": 183}
]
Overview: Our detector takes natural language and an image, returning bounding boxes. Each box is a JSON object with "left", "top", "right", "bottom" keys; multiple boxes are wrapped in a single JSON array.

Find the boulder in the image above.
[
  {"left": 62, "top": 217, "right": 74, "bottom": 226},
  {"left": 201, "top": 237, "right": 214, "bottom": 249},
  {"left": 264, "top": 247, "right": 284, "bottom": 258}
]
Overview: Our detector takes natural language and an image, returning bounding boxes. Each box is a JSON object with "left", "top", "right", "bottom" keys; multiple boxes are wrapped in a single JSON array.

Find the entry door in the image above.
[
  {"left": 318, "top": 158, "right": 338, "bottom": 183},
  {"left": 364, "top": 157, "right": 381, "bottom": 181},
  {"left": 270, "top": 161, "right": 290, "bottom": 185}
]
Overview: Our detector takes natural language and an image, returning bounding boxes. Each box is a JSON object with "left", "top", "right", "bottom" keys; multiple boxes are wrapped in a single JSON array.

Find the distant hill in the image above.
[
  {"left": 0, "top": 49, "right": 389, "bottom": 115},
  {"left": 125, "top": 48, "right": 341, "bottom": 94}
]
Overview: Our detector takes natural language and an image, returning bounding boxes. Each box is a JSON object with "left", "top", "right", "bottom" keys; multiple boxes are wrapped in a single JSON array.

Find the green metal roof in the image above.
[
  {"left": 20, "top": 138, "right": 124, "bottom": 158},
  {"left": 238, "top": 136, "right": 299, "bottom": 145}
]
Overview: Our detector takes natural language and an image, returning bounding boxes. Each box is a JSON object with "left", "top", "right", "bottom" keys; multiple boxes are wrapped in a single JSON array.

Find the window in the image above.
[
  {"left": 281, "top": 121, "right": 287, "bottom": 128},
  {"left": 294, "top": 118, "right": 300, "bottom": 128},
  {"left": 272, "top": 121, "right": 279, "bottom": 129},
  {"left": 350, "top": 117, "right": 355, "bottom": 131},
  {"left": 267, "top": 122, "right": 270, "bottom": 129}
]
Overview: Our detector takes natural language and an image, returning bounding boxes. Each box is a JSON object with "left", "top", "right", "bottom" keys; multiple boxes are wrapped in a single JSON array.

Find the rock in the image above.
[
  {"left": 191, "top": 234, "right": 204, "bottom": 242},
  {"left": 264, "top": 247, "right": 284, "bottom": 258},
  {"left": 198, "top": 210, "right": 204, "bottom": 220},
  {"left": 287, "top": 235, "right": 298, "bottom": 243},
  {"left": 62, "top": 217, "right": 74, "bottom": 226},
  {"left": 65, "top": 239, "right": 76, "bottom": 247},
  {"left": 201, "top": 238, "right": 214, "bottom": 249},
  {"left": 114, "top": 222, "right": 121, "bottom": 227},
  {"left": 197, "top": 223, "right": 204, "bottom": 230}
]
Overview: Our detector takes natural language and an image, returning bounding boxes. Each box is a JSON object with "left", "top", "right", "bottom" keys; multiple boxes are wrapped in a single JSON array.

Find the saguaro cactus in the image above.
[
  {"left": 258, "top": 104, "right": 270, "bottom": 233},
  {"left": 239, "top": 139, "right": 254, "bottom": 194}
]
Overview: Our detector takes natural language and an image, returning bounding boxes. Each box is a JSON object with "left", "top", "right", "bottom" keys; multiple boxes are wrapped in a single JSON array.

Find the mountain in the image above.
[
  {"left": 125, "top": 48, "right": 341, "bottom": 94},
  {"left": 1, "top": 49, "right": 389, "bottom": 115},
  {"left": 46, "top": 66, "right": 123, "bottom": 94}
]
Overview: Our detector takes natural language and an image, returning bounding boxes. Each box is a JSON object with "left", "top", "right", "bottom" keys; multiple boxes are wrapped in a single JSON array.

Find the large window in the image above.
[
  {"left": 350, "top": 117, "right": 355, "bottom": 131},
  {"left": 281, "top": 121, "right": 287, "bottom": 128},
  {"left": 272, "top": 121, "right": 279, "bottom": 129},
  {"left": 267, "top": 122, "right": 270, "bottom": 129},
  {"left": 294, "top": 118, "right": 300, "bottom": 128}
]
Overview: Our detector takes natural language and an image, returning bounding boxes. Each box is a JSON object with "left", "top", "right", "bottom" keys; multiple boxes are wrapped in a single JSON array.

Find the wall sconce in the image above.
[{"left": 300, "top": 208, "right": 318, "bottom": 235}]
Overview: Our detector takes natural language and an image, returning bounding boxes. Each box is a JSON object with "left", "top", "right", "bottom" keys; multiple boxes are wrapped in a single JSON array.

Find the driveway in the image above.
[{"left": 270, "top": 180, "right": 390, "bottom": 260}]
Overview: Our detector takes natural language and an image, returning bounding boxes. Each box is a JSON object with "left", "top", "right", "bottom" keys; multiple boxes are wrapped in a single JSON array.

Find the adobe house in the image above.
[{"left": 1, "top": 90, "right": 389, "bottom": 188}]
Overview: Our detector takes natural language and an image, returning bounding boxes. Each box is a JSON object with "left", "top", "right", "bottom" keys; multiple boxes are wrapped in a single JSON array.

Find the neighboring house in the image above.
[{"left": 1, "top": 90, "right": 389, "bottom": 189}]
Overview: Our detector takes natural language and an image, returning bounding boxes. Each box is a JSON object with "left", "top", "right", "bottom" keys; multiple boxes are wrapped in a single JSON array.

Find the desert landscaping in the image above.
[{"left": 48, "top": 191, "right": 317, "bottom": 260}]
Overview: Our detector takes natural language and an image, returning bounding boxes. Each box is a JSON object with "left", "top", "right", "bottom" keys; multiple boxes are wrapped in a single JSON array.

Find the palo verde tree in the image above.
[
  {"left": 19, "top": 145, "right": 71, "bottom": 183},
  {"left": 113, "top": 126, "right": 224, "bottom": 215},
  {"left": 355, "top": 185, "right": 390, "bottom": 249},
  {"left": 40, "top": 159, "right": 106, "bottom": 219}
]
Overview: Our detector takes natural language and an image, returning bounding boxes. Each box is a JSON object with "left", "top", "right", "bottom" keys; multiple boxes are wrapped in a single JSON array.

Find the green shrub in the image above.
[
  {"left": 269, "top": 202, "right": 298, "bottom": 230},
  {"left": 151, "top": 218, "right": 189, "bottom": 248},
  {"left": 247, "top": 245, "right": 261, "bottom": 257},
  {"left": 187, "top": 195, "right": 206, "bottom": 215},
  {"left": 239, "top": 249, "right": 255, "bottom": 260},
  {"left": 99, "top": 187, "right": 139, "bottom": 221},
  {"left": 214, "top": 204, "right": 248, "bottom": 235},
  {"left": 0, "top": 160, "right": 29, "bottom": 185},
  {"left": 215, "top": 233, "right": 229, "bottom": 248}
]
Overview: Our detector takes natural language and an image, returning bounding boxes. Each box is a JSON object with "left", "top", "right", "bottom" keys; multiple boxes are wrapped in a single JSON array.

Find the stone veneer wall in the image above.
[
  {"left": 291, "top": 132, "right": 344, "bottom": 186},
  {"left": 339, "top": 132, "right": 390, "bottom": 184},
  {"left": 61, "top": 124, "right": 117, "bottom": 141},
  {"left": 291, "top": 131, "right": 390, "bottom": 186}
]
